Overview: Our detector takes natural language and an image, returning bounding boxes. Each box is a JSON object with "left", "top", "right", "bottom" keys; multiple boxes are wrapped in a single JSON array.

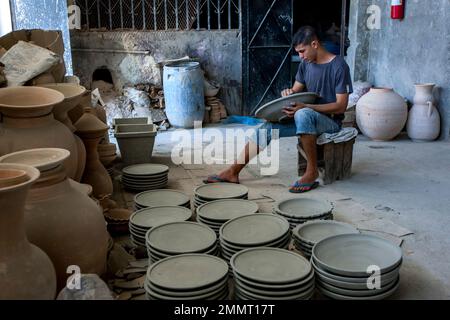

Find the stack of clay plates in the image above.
[
  {"left": 231, "top": 248, "right": 315, "bottom": 300},
  {"left": 129, "top": 206, "right": 192, "bottom": 248},
  {"left": 274, "top": 198, "right": 334, "bottom": 229},
  {"left": 134, "top": 189, "right": 191, "bottom": 211},
  {"left": 146, "top": 222, "right": 219, "bottom": 263},
  {"left": 145, "top": 254, "right": 230, "bottom": 300},
  {"left": 193, "top": 183, "right": 249, "bottom": 210},
  {"left": 312, "top": 234, "right": 402, "bottom": 300},
  {"left": 196, "top": 199, "right": 259, "bottom": 234},
  {"left": 121, "top": 164, "right": 169, "bottom": 191},
  {"left": 219, "top": 214, "right": 291, "bottom": 269},
  {"left": 293, "top": 221, "right": 360, "bottom": 258}
]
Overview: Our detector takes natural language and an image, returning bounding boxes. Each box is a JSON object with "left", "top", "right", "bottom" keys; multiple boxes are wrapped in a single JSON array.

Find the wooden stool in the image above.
[{"left": 297, "top": 137, "right": 356, "bottom": 185}]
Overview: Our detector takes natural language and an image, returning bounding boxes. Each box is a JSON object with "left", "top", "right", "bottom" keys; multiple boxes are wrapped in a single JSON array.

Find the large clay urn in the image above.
[
  {"left": 0, "top": 87, "right": 79, "bottom": 180},
  {"left": 0, "top": 163, "right": 57, "bottom": 299},
  {"left": 407, "top": 84, "right": 440, "bottom": 142},
  {"left": 75, "top": 108, "right": 113, "bottom": 199},
  {"left": 0, "top": 148, "right": 109, "bottom": 291},
  {"left": 356, "top": 88, "right": 408, "bottom": 141},
  {"left": 37, "top": 83, "right": 88, "bottom": 182}
]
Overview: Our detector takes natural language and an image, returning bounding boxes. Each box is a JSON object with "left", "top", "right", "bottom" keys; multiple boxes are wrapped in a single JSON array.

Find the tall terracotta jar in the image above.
[
  {"left": 37, "top": 83, "right": 88, "bottom": 181},
  {"left": 0, "top": 163, "right": 57, "bottom": 300},
  {"left": 356, "top": 88, "right": 408, "bottom": 141},
  {"left": 407, "top": 84, "right": 440, "bottom": 142},
  {"left": 0, "top": 148, "right": 109, "bottom": 291},
  {"left": 75, "top": 109, "right": 113, "bottom": 199},
  {"left": 0, "top": 87, "right": 79, "bottom": 180}
]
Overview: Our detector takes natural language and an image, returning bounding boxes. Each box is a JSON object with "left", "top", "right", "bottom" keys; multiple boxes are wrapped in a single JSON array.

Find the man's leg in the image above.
[
  {"left": 299, "top": 134, "right": 319, "bottom": 184},
  {"left": 204, "top": 121, "right": 271, "bottom": 184},
  {"left": 291, "top": 108, "right": 340, "bottom": 192},
  {"left": 206, "top": 141, "right": 260, "bottom": 184}
]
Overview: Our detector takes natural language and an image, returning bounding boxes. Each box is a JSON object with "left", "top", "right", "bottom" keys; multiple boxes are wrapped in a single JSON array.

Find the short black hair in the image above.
[{"left": 293, "top": 26, "right": 321, "bottom": 46}]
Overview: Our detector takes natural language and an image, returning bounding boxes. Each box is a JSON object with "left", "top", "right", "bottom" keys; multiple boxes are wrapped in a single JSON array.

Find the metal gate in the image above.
[{"left": 242, "top": 0, "right": 293, "bottom": 115}]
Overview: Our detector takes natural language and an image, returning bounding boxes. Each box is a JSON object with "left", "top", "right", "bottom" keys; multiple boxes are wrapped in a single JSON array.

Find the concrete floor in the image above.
[{"left": 145, "top": 124, "right": 450, "bottom": 300}]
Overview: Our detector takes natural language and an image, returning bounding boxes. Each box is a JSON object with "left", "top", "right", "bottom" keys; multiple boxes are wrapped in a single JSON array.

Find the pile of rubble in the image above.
[{"left": 93, "top": 79, "right": 228, "bottom": 130}]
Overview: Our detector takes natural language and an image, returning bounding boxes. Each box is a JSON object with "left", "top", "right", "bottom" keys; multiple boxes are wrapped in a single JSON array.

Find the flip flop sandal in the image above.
[
  {"left": 289, "top": 181, "right": 320, "bottom": 194},
  {"left": 203, "top": 175, "right": 240, "bottom": 185}
]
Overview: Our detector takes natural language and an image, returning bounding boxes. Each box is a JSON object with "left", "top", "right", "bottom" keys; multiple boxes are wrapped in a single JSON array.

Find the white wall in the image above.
[{"left": 0, "top": 0, "right": 13, "bottom": 36}]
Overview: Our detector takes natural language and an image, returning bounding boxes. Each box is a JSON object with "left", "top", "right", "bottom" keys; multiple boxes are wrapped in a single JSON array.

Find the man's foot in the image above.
[
  {"left": 203, "top": 169, "right": 240, "bottom": 184},
  {"left": 289, "top": 181, "right": 320, "bottom": 194},
  {"left": 289, "top": 173, "right": 320, "bottom": 193}
]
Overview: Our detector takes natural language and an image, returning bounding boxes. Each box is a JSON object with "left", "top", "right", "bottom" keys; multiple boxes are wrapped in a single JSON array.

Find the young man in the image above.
[{"left": 205, "top": 26, "right": 353, "bottom": 193}]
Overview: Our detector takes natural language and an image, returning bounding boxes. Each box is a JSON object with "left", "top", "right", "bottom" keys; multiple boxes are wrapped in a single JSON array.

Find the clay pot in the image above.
[
  {"left": 68, "top": 92, "right": 91, "bottom": 125},
  {"left": 37, "top": 83, "right": 87, "bottom": 132},
  {"left": 74, "top": 135, "right": 87, "bottom": 182},
  {"left": 0, "top": 148, "right": 109, "bottom": 291},
  {"left": 413, "top": 83, "right": 436, "bottom": 105},
  {"left": 38, "top": 84, "right": 89, "bottom": 182},
  {"left": 356, "top": 88, "right": 408, "bottom": 141},
  {"left": 0, "top": 163, "right": 57, "bottom": 300},
  {"left": 0, "top": 87, "right": 79, "bottom": 180},
  {"left": 69, "top": 179, "right": 94, "bottom": 198},
  {"left": 75, "top": 109, "right": 113, "bottom": 199},
  {"left": 407, "top": 84, "right": 440, "bottom": 142}
]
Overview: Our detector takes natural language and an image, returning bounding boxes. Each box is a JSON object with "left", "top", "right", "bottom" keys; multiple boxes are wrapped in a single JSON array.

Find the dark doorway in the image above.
[
  {"left": 241, "top": 0, "right": 294, "bottom": 116},
  {"left": 293, "top": 0, "right": 351, "bottom": 56},
  {"left": 291, "top": 0, "right": 351, "bottom": 83}
]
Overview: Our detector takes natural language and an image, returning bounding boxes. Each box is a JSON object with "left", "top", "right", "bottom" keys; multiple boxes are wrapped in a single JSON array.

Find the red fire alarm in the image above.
[{"left": 391, "top": 0, "right": 405, "bottom": 20}]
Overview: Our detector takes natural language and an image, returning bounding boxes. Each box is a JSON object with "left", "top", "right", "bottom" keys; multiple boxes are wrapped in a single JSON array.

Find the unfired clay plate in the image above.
[
  {"left": 231, "top": 248, "right": 312, "bottom": 285},
  {"left": 197, "top": 199, "right": 259, "bottom": 222},
  {"left": 255, "top": 92, "right": 318, "bottom": 122},
  {"left": 294, "top": 221, "right": 359, "bottom": 245},
  {"left": 220, "top": 214, "right": 290, "bottom": 246},
  {"left": 276, "top": 198, "right": 333, "bottom": 219},
  {"left": 195, "top": 183, "right": 249, "bottom": 200},
  {"left": 146, "top": 222, "right": 217, "bottom": 254},
  {"left": 123, "top": 164, "right": 169, "bottom": 176},
  {"left": 0, "top": 148, "right": 70, "bottom": 172},
  {"left": 130, "top": 206, "right": 192, "bottom": 228},
  {"left": 312, "top": 234, "right": 403, "bottom": 277},
  {"left": 134, "top": 190, "right": 190, "bottom": 208},
  {"left": 147, "top": 254, "right": 229, "bottom": 291}
]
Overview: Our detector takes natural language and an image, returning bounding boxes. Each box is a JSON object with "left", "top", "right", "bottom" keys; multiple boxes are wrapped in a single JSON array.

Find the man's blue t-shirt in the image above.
[{"left": 295, "top": 55, "right": 353, "bottom": 123}]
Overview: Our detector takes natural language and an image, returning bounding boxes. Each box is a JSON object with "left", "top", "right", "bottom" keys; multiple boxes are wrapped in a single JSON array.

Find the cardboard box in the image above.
[{"left": 0, "top": 29, "right": 66, "bottom": 83}]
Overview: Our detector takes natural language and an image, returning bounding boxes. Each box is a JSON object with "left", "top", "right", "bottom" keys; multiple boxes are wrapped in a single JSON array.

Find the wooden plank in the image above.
[
  {"left": 342, "top": 139, "right": 355, "bottom": 179},
  {"left": 323, "top": 143, "right": 336, "bottom": 185},
  {"left": 334, "top": 142, "right": 345, "bottom": 180}
]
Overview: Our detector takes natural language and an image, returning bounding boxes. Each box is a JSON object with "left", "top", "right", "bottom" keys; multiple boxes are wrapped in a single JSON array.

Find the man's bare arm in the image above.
[
  {"left": 306, "top": 93, "right": 349, "bottom": 115},
  {"left": 281, "top": 81, "right": 305, "bottom": 97}
]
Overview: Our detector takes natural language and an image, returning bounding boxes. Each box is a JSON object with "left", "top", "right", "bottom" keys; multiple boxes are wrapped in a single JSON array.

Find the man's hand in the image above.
[
  {"left": 281, "top": 88, "right": 295, "bottom": 97},
  {"left": 282, "top": 102, "right": 307, "bottom": 118}
]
